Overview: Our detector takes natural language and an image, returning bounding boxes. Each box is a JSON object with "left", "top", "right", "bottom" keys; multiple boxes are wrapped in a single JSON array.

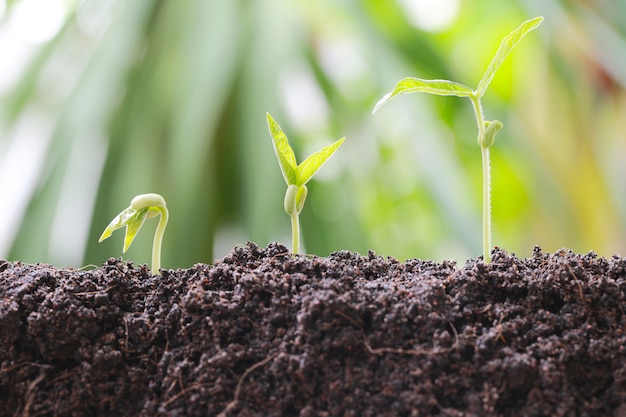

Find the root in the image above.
[
  {"left": 336, "top": 310, "right": 459, "bottom": 357},
  {"left": 19, "top": 373, "right": 45, "bottom": 417},
  {"left": 217, "top": 354, "right": 276, "bottom": 417}
]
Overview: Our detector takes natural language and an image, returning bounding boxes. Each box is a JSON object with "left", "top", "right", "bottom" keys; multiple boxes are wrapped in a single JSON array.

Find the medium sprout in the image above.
[{"left": 266, "top": 113, "right": 345, "bottom": 254}]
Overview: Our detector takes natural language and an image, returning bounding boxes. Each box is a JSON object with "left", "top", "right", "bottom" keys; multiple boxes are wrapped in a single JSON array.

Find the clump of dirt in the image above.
[{"left": 1, "top": 242, "right": 626, "bottom": 416}]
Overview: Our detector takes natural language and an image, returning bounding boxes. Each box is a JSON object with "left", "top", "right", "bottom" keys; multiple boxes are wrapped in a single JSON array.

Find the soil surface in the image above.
[{"left": 2, "top": 242, "right": 626, "bottom": 416}]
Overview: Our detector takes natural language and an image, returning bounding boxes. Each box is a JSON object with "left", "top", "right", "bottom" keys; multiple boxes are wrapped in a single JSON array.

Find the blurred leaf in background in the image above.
[{"left": 1, "top": 0, "right": 625, "bottom": 269}]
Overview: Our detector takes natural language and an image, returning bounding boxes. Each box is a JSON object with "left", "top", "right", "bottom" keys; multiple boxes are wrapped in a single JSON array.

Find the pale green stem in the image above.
[
  {"left": 470, "top": 93, "right": 491, "bottom": 263},
  {"left": 480, "top": 146, "right": 491, "bottom": 264},
  {"left": 290, "top": 212, "right": 301, "bottom": 255},
  {"left": 152, "top": 206, "right": 169, "bottom": 275}
]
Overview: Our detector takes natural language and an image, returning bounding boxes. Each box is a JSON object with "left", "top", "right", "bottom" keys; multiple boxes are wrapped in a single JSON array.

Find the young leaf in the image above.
[
  {"left": 122, "top": 208, "right": 149, "bottom": 252},
  {"left": 296, "top": 137, "right": 345, "bottom": 186},
  {"left": 373, "top": 78, "right": 474, "bottom": 113},
  {"left": 99, "top": 205, "right": 150, "bottom": 253},
  {"left": 476, "top": 16, "right": 543, "bottom": 97},
  {"left": 98, "top": 206, "right": 137, "bottom": 243},
  {"left": 267, "top": 113, "right": 297, "bottom": 185}
]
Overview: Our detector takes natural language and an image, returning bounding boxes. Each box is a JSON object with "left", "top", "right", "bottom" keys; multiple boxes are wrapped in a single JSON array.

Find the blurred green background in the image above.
[{"left": 1, "top": 0, "right": 625, "bottom": 269}]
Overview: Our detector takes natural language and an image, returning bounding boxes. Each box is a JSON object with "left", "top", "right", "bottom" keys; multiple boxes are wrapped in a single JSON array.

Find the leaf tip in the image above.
[
  {"left": 525, "top": 16, "right": 544, "bottom": 33},
  {"left": 372, "top": 92, "right": 392, "bottom": 114},
  {"left": 98, "top": 229, "right": 111, "bottom": 243}
]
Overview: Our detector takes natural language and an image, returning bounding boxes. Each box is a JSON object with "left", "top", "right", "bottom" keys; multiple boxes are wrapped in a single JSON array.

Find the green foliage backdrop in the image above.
[{"left": 1, "top": 0, "right": 625, "bottom": 268}]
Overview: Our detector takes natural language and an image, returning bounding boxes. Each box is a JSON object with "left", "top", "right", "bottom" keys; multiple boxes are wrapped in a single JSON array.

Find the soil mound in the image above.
[{"left": 2, "top": 243, "right": 626, "bottom": 416}]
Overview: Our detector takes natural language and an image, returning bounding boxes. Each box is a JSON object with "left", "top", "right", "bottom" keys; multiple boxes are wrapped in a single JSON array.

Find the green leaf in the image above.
[
  {"left": 476, "top": 16, "right": 543, "bottom": 97},
  {"left": 122, "top": 208, "right": 149, "bottom": 252},
  {"left": 296, "top": 137, "right": 345, "bottom": 186},
  {"left": 373, "top": 78, "right": 473, "bottom": 113},
  {"left": 98, "top": 206, "right": 137, "bottom": 242},
  {"left": 99, "top": 205, "right": 150, "bottom": 252},
  {"left": 267, "top": 113, "right": 297, "bottom": 185}
]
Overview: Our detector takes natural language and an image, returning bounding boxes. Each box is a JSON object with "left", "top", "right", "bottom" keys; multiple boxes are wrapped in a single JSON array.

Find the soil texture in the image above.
[{"left": 2, "top": 242, "right": 626, "bottom": 416}]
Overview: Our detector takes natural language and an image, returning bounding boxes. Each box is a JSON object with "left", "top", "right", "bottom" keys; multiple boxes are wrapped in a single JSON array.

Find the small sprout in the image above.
[
  {"left": 373, "top": 17, "right": 543, "bottom": 263},
  {"left": 99, "top": 193, "right": 169, "bottom": 275},
  {"left": 266, "top": 112, "right": 345, "bottom": 254}
]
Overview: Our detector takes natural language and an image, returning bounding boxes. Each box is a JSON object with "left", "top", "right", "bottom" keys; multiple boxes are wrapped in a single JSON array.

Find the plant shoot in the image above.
[
  {"left": 266, "top": 113, "right": 345, "bottom": 254},
  {"left": 373, "top": 17, "right": 543, "bottom": 263},
  {"left": 99, "top": 193, "right": 169, "bottom": 275}
]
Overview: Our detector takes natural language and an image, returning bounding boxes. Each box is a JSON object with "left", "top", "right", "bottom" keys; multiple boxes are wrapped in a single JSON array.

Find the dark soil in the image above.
[{"left": 2, "top": 242, "right": 626, "bottom": 416}]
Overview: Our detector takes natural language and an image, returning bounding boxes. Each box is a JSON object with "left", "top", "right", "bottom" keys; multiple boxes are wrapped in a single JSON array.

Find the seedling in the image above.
[
  {"left": 373, "top": 17, "right": 543, "bottom": 263},
  {"left": 266, "top": 113, "right": 345, "bottom": 254},
  {"left": 99, "top": 193, "right": 169, "bottom": 275}
]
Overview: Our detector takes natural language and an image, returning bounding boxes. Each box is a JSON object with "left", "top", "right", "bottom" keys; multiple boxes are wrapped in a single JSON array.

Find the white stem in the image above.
[
  {"left": 290, "top": 213, "right": 300, "bottom": 255},
  {"left": 152, "top": 206, "right": 169, "bottom": 275},
  {"left": 481, "top": 146, "right": 491, "bottom": 263}
]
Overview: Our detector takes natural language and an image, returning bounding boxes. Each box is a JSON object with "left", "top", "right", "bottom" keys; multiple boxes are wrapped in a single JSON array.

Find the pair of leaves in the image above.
[
  {"left": 267, "top": 113, "right": 345, "bottom": 188},
  {"left": 372, "top": 16, "right": 543, "bottom": 113},
  {"left": 99, "top": 193, "right": 167, "bottom": 253},
  {"left": 267, "top": 113, "right": 345, "bottom": 254}
]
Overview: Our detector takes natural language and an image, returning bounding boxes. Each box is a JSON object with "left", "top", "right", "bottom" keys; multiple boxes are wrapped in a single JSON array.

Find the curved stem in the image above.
[
  {"left": 152, "top": 206, "right": 169, "bottom": 275},
  {"left": 290, "top": 212, "right": 300, "bottom": 255}
]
